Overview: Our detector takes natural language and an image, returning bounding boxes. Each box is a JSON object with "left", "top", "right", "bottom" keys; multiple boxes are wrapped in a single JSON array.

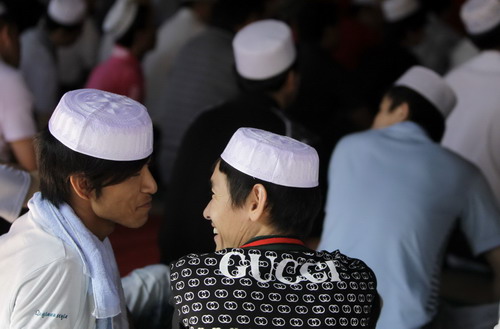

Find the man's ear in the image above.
[
  {"left": 69, "top": 174, "right": 92, "bottom": 201},
  {"left": 247, "top": 183, "right": 267, "bottom": 222},
  {"left": 394, "top": 102, "right": 410, "bottom": 122}
]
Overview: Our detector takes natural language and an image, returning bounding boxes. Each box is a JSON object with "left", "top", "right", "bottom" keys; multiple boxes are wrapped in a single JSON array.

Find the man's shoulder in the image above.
[{"left": 0, "top": 213, "right": 81, "bottom": 278}]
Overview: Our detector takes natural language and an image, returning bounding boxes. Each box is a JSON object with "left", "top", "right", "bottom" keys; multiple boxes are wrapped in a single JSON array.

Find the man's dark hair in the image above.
[
  {"left": 468, "top": 23, "right": 500, "bottom": 50},
  {"left": 218, "top": 158, "right": 322, "bottom": 237},
  {"left": 236, "top": 60, "right": 297, "bottom": 94},
  {"left": 210, "top": 0, "right": 266, "bottom": 32},
  {"left": 36, "top": 127, "right": 150, "bottom": 207},
  {"left": 386, "top": 86, "right": 445, "bottom": 142},
  {"left": 116, "top": 4, "right": 152, "bottom": 48}
]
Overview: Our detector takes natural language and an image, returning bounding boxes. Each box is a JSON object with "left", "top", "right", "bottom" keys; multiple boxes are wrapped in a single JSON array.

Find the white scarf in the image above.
[{"left": 28, "top": 192, "right": 125, "bottom": 321}]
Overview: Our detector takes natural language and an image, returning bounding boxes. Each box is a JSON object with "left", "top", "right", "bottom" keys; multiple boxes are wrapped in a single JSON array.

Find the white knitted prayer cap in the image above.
[
  {"left": 48, "top": 0, "right": 86, "bottom": 25},
  {"left": 103, "top": 0, "right": 138, "bottom": 39},
  {"left": 460, "top": 0, "right": 500, "bottom": 35},
  {"left": 233, "top": 19, "right": 296, "bottom": 80},
  {"left": 221, "top": 128, "right": 319, "bottom": 188},
  {"left": 382, "top": 0, "right": 420, "bottom": 22},
  {"left": 49, "top": 89, "right": 153, "bottom": 161},
  {"left": 394, "top": 66, "right": 457, "bottom": 117}
]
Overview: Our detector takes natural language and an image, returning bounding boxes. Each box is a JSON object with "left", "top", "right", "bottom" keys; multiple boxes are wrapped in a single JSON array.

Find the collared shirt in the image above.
[
  {"left": 86, "top": 45, "right": 144, "bottom": 102},
  {"left": 319, "top": 122, "right": 500, "bottom": 329},
  {"left": 171, "top": 235, "right": 379, "bottom": 328},
  {"left": 443, "top": 50, "right": 500, "bottom": 206}
]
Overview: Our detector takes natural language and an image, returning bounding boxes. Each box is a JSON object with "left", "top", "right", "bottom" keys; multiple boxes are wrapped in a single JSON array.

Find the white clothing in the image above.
[
  {"left": 143, "top": 8, "right": 206, "bottom": 118},
  {"left": 442, "top": 50, "right": 500, "bottom": 206},
  {"left": 0, "top": 195, "right": 129, "bottom": 328},
  {"left": 20, "top": 25, "right": 59, "bottom": 115},
  {"left": 0, "top": 213, "right": 95, "bottom": 328},
  {"left": 0, "top": 164, "right": 30, "bottom": 223},
  {"left": 0, "top": 61, "right": 36, "bottom": 163}
]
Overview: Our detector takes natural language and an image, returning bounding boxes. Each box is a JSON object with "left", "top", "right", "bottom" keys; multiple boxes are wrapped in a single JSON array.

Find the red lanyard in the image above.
[{"left": 240, "top": 237, "right": 305, "bottom": 248}]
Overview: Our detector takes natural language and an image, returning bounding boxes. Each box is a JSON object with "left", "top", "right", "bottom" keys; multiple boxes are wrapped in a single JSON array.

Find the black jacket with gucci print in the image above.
[{"left": 170, "top": 244, "right": 380, "bottom": 329}]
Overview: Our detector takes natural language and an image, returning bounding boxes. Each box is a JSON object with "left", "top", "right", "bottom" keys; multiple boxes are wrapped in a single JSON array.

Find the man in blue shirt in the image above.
[{"left": 318, "top": 66, "right": 500, "bottom": 328}]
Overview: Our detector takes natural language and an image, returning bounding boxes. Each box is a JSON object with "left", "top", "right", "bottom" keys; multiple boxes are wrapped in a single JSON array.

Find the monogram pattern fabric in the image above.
[{"left": 170, "top": 248, "right": 378, "bottom": 328}]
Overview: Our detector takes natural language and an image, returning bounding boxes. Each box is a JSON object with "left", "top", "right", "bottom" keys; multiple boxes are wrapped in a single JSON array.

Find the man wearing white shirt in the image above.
[{"left": 0, "top": 89, "right": 157, "bottom": 328}]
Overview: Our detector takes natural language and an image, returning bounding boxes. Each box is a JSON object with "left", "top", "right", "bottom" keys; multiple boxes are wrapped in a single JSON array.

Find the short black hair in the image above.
[
  {"left": 386, "top": 86, "right": 445, "bottom": 142},
  {"left": 236, "top": 60, "right": 297, "bottom": 94},
  {"left": 218, "top": 158, "right": 322, "bottom": 237},
  {"left": 468, "top": 23, "right": 500, "bottom": 50},
  {"left": 36, "top": 127, "right": 150, "bottom": 207},
  {"left": 116, "top": 4, "right": 152, "bottom": 48}
]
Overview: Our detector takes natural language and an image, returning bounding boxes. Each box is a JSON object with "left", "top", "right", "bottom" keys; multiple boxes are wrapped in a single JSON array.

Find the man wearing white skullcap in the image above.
[
  {"left": 87, "top": 0, "right": 156, "bottom": 103},
  {"left": 159, "top": 19, "right": 317, "bottom": 265},
  {"left": 19, "top": 0, "right": 86, "bottom": 128},
  {"left": 441, "top": 2, "right": 500, "bottom": 325},
  {"left": 318, "top": 66, "right": 500, "bottom": 329},
  {"left": 0, "top": 89, "right": 158, "bottom": 328},
  {"left": 169, "top": 127, "right": 380, "bottom": 328},
  {"left": 443, "top": 0, "right": 500, "bottom": 222}
]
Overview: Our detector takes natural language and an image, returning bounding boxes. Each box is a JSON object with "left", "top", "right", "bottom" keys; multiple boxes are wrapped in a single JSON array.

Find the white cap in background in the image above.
[
  {"left": 382, "top": 0, "right": 420, "bottom": 22},
  {"left": 233, "top": 19, "right": 296, "bottom": 80},
  {"left": 103, "top": 0, "right": 138, "bottom": 39},
  {"left": 48, "top": 0, "right": 86, "bottom": 25},
  {"left": 460, "top": 0, "right": 500, "bottom": 35},
  {"left": 394, "top": 66, "right": 457, "bottom": 117},
  {"left": 221, "top": 127, "right": 319, "bottom": 188},
  {"left": 49, "top": 89, "right": 153, "bottom": 161}
]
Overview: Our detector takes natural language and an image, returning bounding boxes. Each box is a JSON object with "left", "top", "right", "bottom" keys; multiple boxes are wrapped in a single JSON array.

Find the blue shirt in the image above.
[{"left": 318, "top": 122, "right": 500, "bottom": 329}]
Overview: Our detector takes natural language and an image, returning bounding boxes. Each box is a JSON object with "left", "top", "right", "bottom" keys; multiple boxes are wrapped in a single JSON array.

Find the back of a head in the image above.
[
  {"left": 388, "top": 66, "right": 457, "bottom": 142},
  {"left": 219, "top": 127, "right": 321, "bottom": 237},
  {"left": 460, "top": 0, "right": 500, "bottom": 50},
  {"left": 233, "top": 19, "right": 297, "bottom": 93},
  {"left": 38, "top": 89, "right": 153, "bottom": 206},
  {"left": 210, "top": 0, "right": 266, "bottom": 32}
]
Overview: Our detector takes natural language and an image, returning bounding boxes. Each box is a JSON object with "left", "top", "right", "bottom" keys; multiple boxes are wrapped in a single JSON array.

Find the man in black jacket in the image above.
[{"left": 158, "top": 19, "right": 318, "bottom": 264}]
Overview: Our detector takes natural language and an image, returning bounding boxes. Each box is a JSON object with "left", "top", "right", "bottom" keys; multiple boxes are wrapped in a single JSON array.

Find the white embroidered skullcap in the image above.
[
  {"left": 48, "top": 0, "right": 86, "bottom": 25},
  {"left": 49, "top": 89, "right": 153, "bottom": 161},
  {"left": 233, "top": 19, "right": 296, "bottom": 80},
  {"left": 382, "top": 0, "right": 420, "bottom": 22},
  {"left": 103, "top": 0, "right": 138, "bottom": 39},
  {"left": 460, "top": 0, "right": 500, "bottom": 35},
  {"left": 221, "top": 128, "right": 319, "bottom": 188},
  {"left": 394, "top": 66, "right": 457, "bottom": 117}
]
